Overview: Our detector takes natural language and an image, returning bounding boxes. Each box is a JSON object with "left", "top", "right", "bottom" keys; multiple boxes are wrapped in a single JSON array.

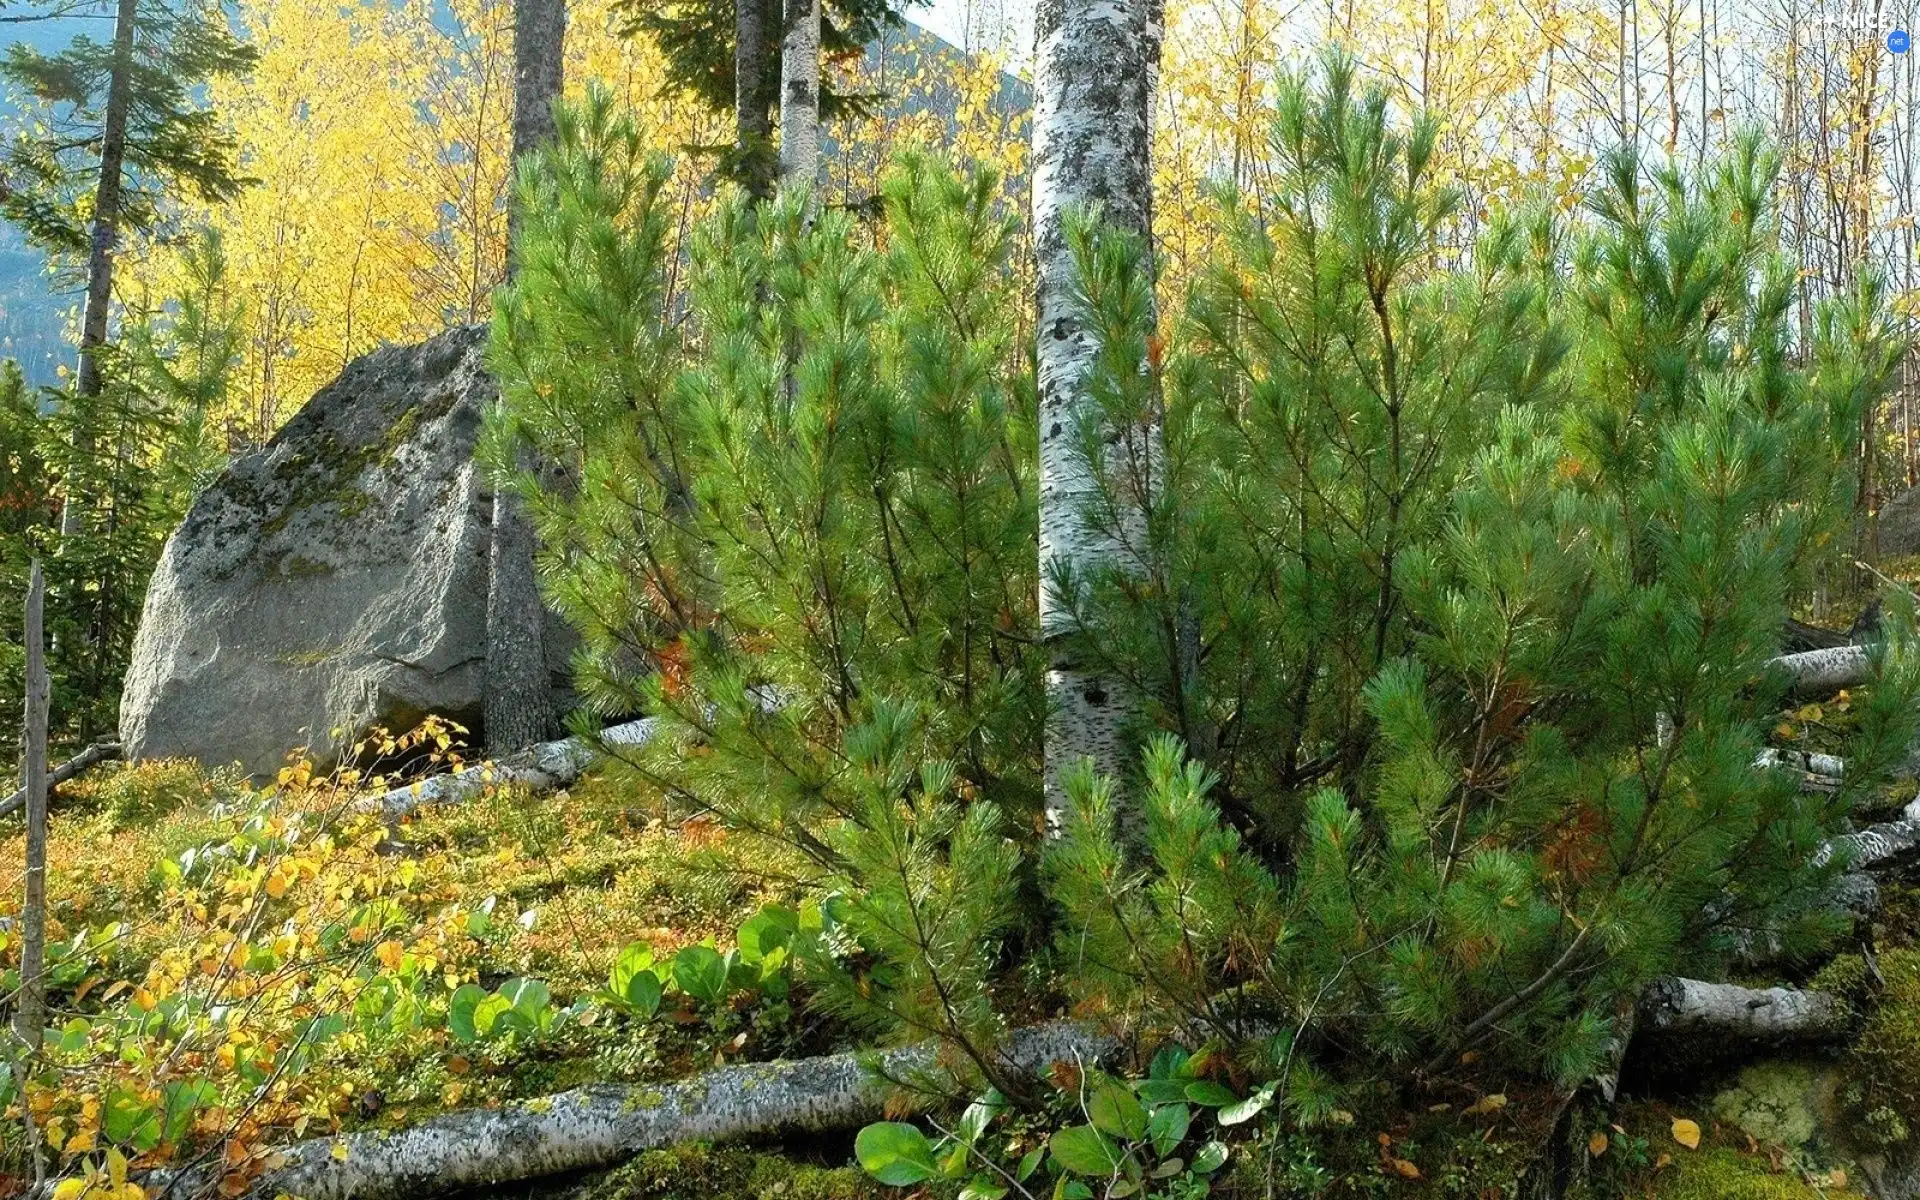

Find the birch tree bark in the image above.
[
  {"left": 1032, "top": 0, "right": 1166, "bottom": 827},
  {"left": 1637, "top": 976, "right": 1848, "bottom": 1041},
  {"left": 486, "top": 0, "right": 567, "bottom": 755},
  {"left": 778, "top": 0, "right": 823, "bottom": 195},
  {"left": 145, "top": 1021, "right": 1111, "bottom": 1200},
  {"left": 17, "top": 562, "right": 49, "bottom": 1056},
  {"left": 60, "top": 0, "right": 137, "bottom": 539}
]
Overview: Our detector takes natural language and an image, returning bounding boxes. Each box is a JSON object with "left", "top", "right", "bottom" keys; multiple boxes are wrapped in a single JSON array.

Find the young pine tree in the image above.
[
  {"left": 1048, "top": 59, "right": 1916, "bottom": 1087},
  {"left": 489, "top": 93, "right": 1044, "bottom": 1089}
]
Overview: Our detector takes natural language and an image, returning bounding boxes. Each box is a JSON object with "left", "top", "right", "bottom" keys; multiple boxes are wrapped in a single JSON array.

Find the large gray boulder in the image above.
[{"left": 120, "top": 326, "right": 566, "bottom": 779}]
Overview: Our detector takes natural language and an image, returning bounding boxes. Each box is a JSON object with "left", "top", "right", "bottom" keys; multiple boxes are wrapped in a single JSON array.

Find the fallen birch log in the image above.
[
  {"left": 146, "top": 1020, "right": 1111, "bottom": 1200},
  {"left": 1768, "top": 645, "right": 1873, "bottom": 694},
  {"left": 0, "top": 741, "right": 121, "bottom": 820},
  {"left": 354, "top": 719, "right": 657, "bottom": 820},
  {"left": 1816, "top": 818, "right": 1920, "bottom": 872},
  {"left": 1637, "top": 976, "right": 1847, "bottom": 1041},
  {"left": 1754, "top": 747, "right": 1848, "bottom": 779}
]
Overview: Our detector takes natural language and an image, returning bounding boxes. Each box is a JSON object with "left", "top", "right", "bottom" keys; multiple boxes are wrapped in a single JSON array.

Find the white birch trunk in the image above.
[
  {"left": 777, "top": 0, "right": 823, "bottom": 196},
  {"left": 141, "top": 1021, "right": 1110, "bottom": 1200},
  {"left": 1033, "top": 0, "right": 1166, "bottom": 827}
]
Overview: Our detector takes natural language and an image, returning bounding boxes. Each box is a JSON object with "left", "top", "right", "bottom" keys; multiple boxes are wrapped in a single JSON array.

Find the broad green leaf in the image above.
[
  {"left": 473, "top": 990, "right": 513, "bottom": 1038},
  {"left": 855, "top": 1122, "right": 939, "bottom": 1185},
  {"left": 1184, "top": 1080, "right": 1237, "bottom": 1107},
  {"left": 1148, "top": 1102, "right": 1191, "bottom": 1157},
  {"left": 160, "top": 1080, "right": 217, "bottom": 1144},
  {"left": 1175, "top": 1075, "right": 1236, "bottom": 1105},
  {"left": 624, "top": 968, "right": 662, "bottom": 1016},
  {"left": 55, "top": 1017, "right": 90, "bottom": 1054},
  {"left": 1148, "top": 1046, "right": 1189, "bottom": 1080},
  {"left": 956, "top": 1090, "right": 1004, "bottom": 1146},
  {"left": 1016, "top": 1147, "right": 1044, "bottom": 1181},
  {"left": 609, "top": 942, "right": 654, "bottom": 1001},
  {"left": 1135, "top": 1078, "right": 1188, "bottom": 1104},
  {"left": 674, "top": 945, "right": 730, "bottom": 1007},
  {"left": 1191, "top": 1141, "right": 1230, "bottom": 1173},
  {"left": 448, "top": 983, "right": 487, "bottom": 1043},
  {"left": 959, "top": 1179, "right": 1009, "bottom": 1200},
  {"left": 104, "top": 1086, "right": 162, "bottom": 1151},
  {"left": 1089, "top": 1078, "right": 1148, "bottom": 1141},
  {"left": 1049, "top": 1125, "right": 1123, "bottom": 1175},
  {"left": 1218, "top": 1082, "right": 1275, "bottom": 1127},
  {"left": 501, "top": 977, "right": 552, "bottom": 1027},
  {"left": 737, "top": 905, "right": 798, "bottom": 964}
]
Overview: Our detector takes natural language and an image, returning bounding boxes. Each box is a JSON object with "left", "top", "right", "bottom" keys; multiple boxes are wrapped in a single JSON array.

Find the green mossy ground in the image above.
[
  {"left": 570, "top": 1145, "right": 881, "bottom": 1200},
  {"left": 1641, "top": 1147, "right": 1866, "bottom": 1200}
]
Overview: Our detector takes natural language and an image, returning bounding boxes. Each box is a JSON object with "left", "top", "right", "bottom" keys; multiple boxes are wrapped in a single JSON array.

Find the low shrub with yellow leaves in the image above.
[{"left": 2, "top": 720, "right": 821, "bottom": 1193}]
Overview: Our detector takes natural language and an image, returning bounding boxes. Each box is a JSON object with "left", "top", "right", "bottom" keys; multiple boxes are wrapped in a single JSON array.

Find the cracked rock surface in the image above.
[{"left": 120, "top": 326, "right": 571, "bottom": 779}]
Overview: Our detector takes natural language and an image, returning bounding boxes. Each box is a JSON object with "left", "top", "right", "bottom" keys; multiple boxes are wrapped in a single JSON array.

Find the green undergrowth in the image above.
[{"left": 0, "top": 749, "right": 848, "bottom": 1185}]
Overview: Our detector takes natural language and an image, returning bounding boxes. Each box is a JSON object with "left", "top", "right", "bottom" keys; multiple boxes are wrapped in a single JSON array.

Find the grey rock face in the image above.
[
  {"left": 120, "top": 326, "right": 565, "bottom": 779},
  {"left": 1878, "top": 484, "right": 1920, "bottom": 560}
]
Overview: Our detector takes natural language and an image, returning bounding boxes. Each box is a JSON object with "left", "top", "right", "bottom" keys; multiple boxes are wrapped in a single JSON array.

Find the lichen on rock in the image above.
[{"left": 1711, "top": 1061, "right": 1829, "bottom": 1149}]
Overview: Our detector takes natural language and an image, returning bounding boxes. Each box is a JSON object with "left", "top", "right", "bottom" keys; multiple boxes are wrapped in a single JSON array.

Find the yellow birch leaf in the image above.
[
  {"left": 1589, "top": 1131, "right": 1609, "bottom": 1156},
  {"left": 1672, "top": 1118, "right": 1702, "bottom": 1149}
]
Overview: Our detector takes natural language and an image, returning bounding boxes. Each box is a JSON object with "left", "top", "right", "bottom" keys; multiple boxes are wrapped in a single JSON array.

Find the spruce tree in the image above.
[
  {"left": 30, "top": 229, "right": 238, "bottom": 745},
  {"left": 0, "top": 0, "right": 254, "bottom": 534}
]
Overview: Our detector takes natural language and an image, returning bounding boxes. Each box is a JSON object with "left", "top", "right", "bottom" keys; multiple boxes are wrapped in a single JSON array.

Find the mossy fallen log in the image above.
[{"left": 145, "top": 1020, "right": 1112, "bottom": 1200}]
